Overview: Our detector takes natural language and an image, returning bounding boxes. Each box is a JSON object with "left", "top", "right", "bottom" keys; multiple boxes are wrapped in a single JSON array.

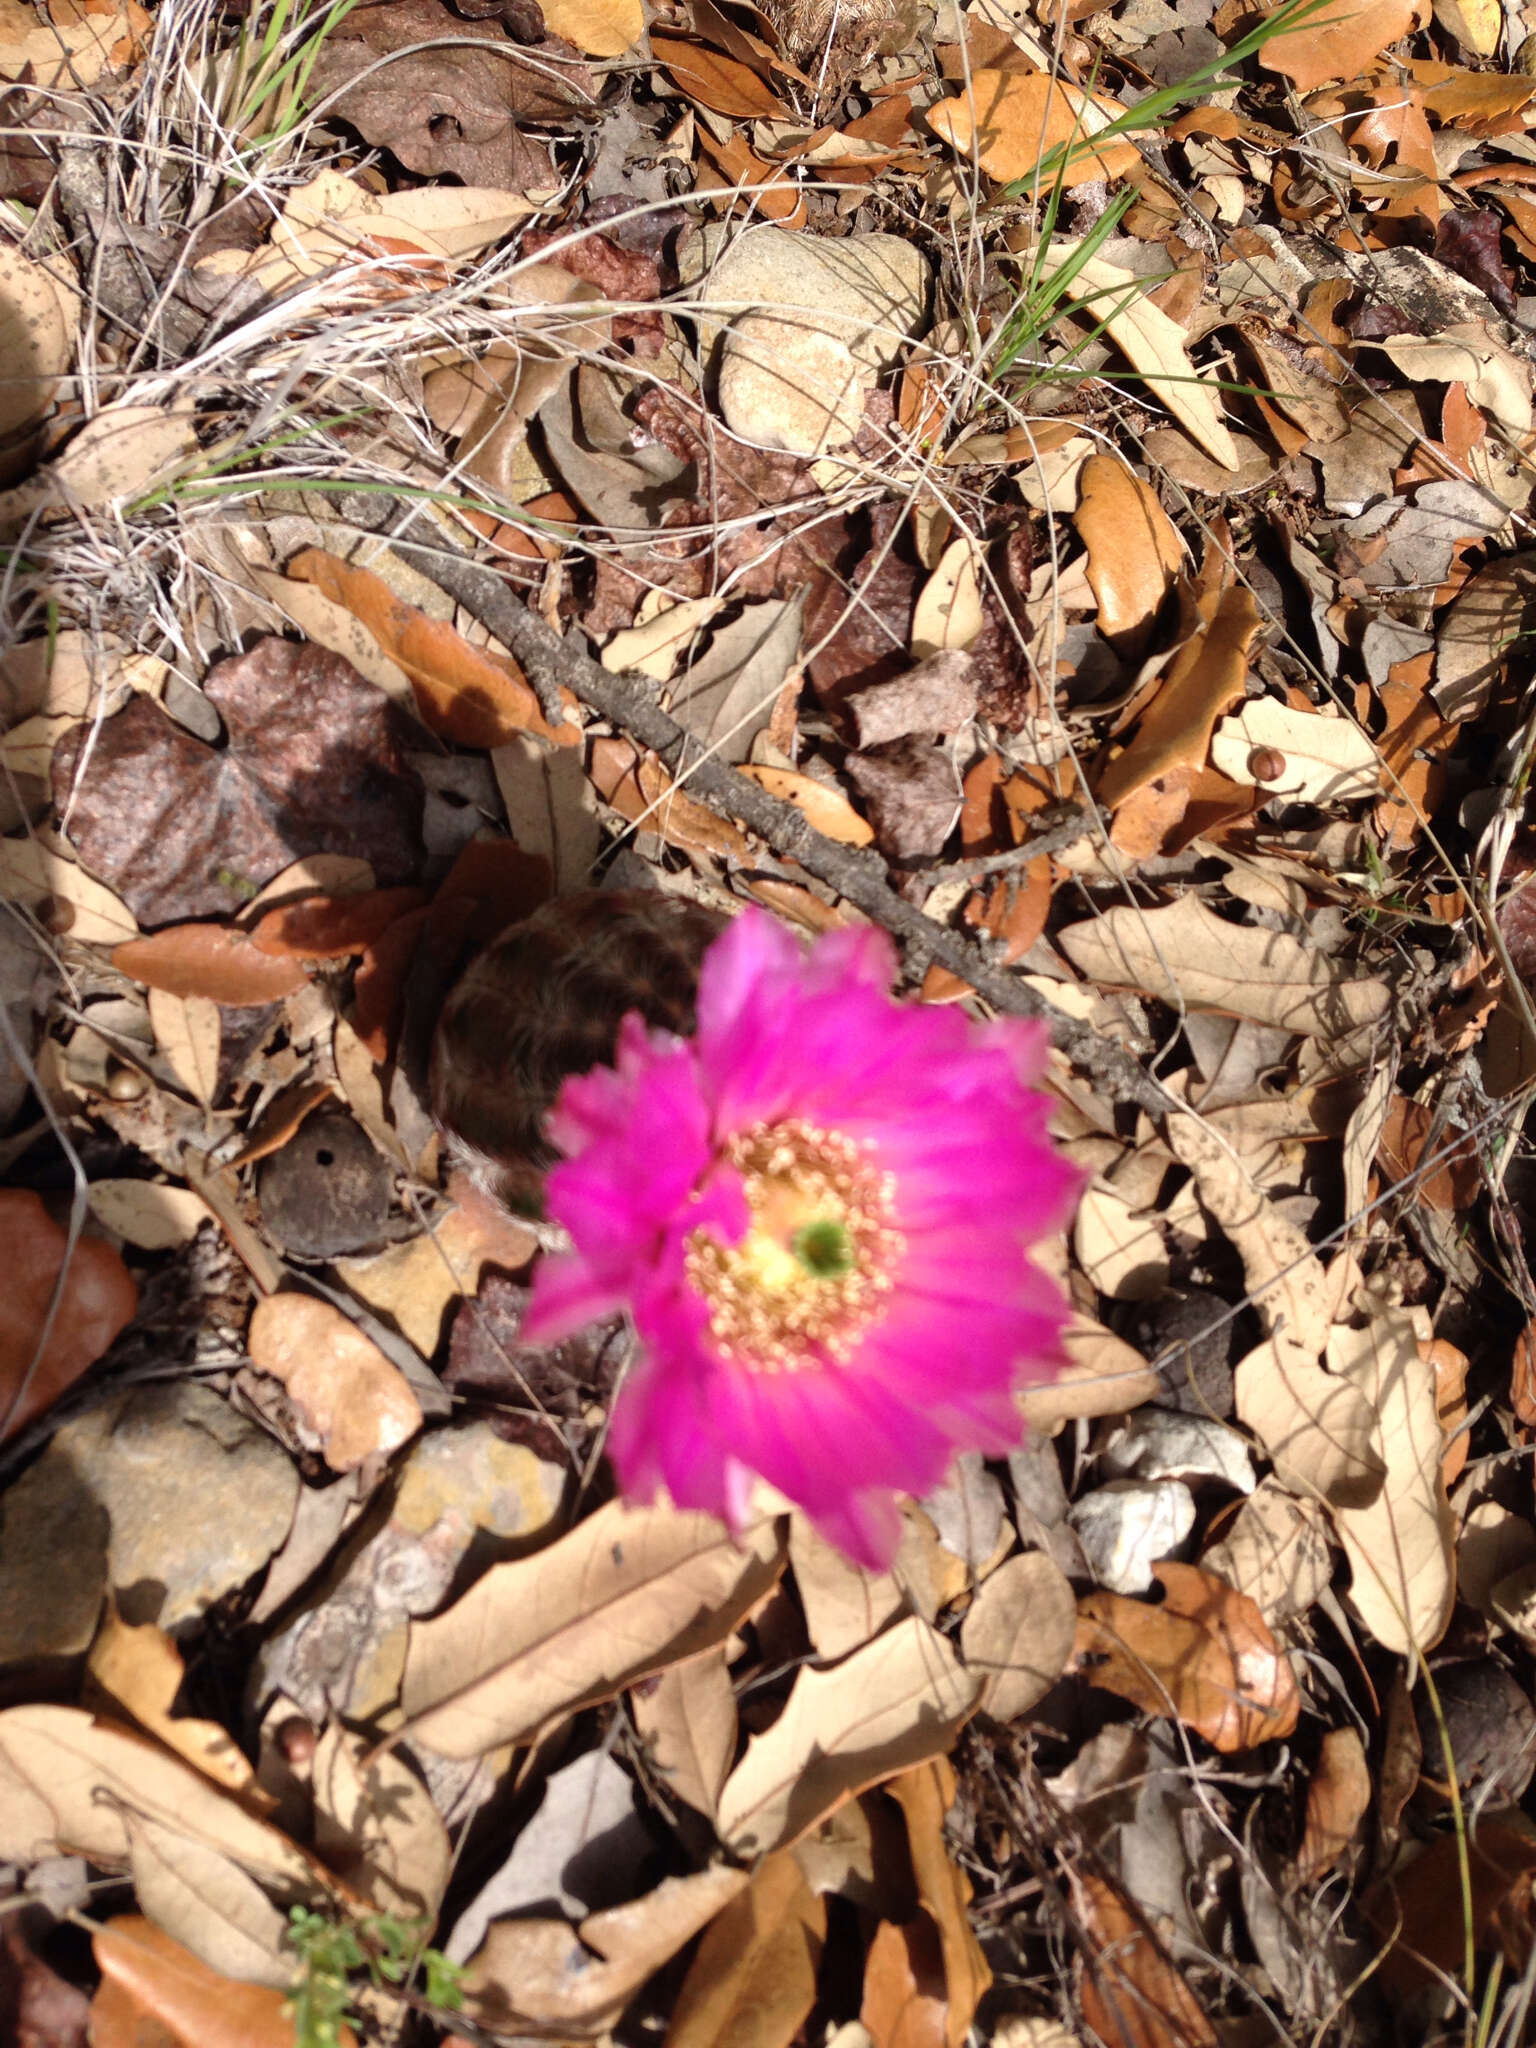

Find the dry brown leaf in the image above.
[
  {"left": 287, "top": 549, "right": 580, "bottom": 750},
  {"left": 311, "top": 1724, "right": 451, "bottom": 1921},
  {"left": 86, "top": 1609, "right": 265, "bottom": 1803},
  {"left": 336, "top": 1201, "right": 538, "bottom": 1358},
  {"left": 631, "top": 1647, "right": 737, "bottom": 1821},
  {"left": 1073, "top": 1182, "right": 1170, "bottom": 1302},
  {"left": 86, "top": 1181, "right": 212, "bottom": 1252},
  {"left": 1364, "top": 1824, "right": 1536, "bottom": 2002},
  {"left": 1075, "top": 456, "right": 1184, "bottom": 657},
  {"left": 789, "top": 1513, "right": 908, "bottom": 1659},
  {"left": 1261, "top": 0, "right": 1425, "bottom": 93},
  {"left": 1, "top": 1189, "right": 138, "bottom": 1442},
  {"left": 590, "top": 735, "right": 755, "bottom": 861},
  {"left": 401, "top": 1503, "right": 787, "bottom": 1756},
  {"left": 0, "top": 834, "right": 139, "bottom": 945},
  {"left": 1165, "top": 1112, "right": 1331, "bottom": 1355},
  {"left": 1071, "top": 1871, "right": 1217, "bottom": 2048},
  {"left": 148, "top": 988, "right": 221, "bottom": 1108},
  {"left": 459, "top": 1864, "right": 748, "bottom": 2036},
  {"left": 1200, "top": 1481, "right": 1333, "bottom": 1627},
  {"left": 1294, "top": 1726, "right": 1371, "bottom": 1885},
  {"left": 1021, "top": 1313, "right": 1162, "bottom": 1426},
  {"left": 664, "top": 1852, "right": 825, "bottom": 2048},
  {"left": 0, "top": 0, "right": 148, "bottom": 87},
  {"left": 885, "top": 1759, "right": 991, "bottom": 2048},
  {"left": 1070, "top": 1561, "right": 1302, "bottom": 1752},
  {"left": 0, "top": 245, "right": 75, "bottom": 442},
  {"left": 910, "top": 534, "right": 986, "bottom": 657},
  {"left": 112, "top": 925, "right": 310, "bottom": 1005},
  {"left": 0, "top": 401, "right": 199, "bottom": 530},
  {"left": 716, "top": 1615, "right": 980, "bottom": 1856},
  {"left": 650, "top": 31, "right": 786, "bottom": 116},
  {"left": 247, "top": 1293, "right": 423, "bottom": 1473},
  {"left": 1096, "top": 585, "right": 1260, "bottom": 810},
  {"left": 960, "top": 1549, "right": 1077, "bottom": 1723},
  {"left": 1059, "top": 895, "right": 1391, "bottom": 1036},
  {"left": 1233, "top": 1337, "right": 1386, "bottom": 1510},
  {"left": 736, "top": 764, "right": 875, "bottom": 845},
  {"left": 927, "top": 72, "right": 1141, "bottom": 187},
  {"left": 90, "top": 1917, "right": 341, "bottom": 2048},
  {"left": 860, "top": 1917, "right": 948, "bottom": 2048},
  {"left": 1328, "top": 1310, "right": 1456, "bottom": 1654},
  {"left": 537, "top": 0, "right": 642, "bottom": 53},
  {"left": 1027, "top": 244, "right": 1238, "bottom": 469}
]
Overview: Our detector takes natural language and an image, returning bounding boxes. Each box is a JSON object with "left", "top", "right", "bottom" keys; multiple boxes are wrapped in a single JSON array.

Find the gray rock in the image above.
[
  {"left": 0, "top": 1440, "right": 109, "bottom": 1668},
  {"left": 54, "top": 1382, "right": 299, "bottom": 1630}
]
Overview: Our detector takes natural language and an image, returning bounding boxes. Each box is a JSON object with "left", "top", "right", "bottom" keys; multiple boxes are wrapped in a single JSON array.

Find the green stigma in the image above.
[{"left": 792, "top": 1218, "right": 856, "bottom": 1279}]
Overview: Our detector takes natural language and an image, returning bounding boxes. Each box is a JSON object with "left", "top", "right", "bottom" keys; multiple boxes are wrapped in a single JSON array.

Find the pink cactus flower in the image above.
[{"left": 521, "top": 909, "right": 1081, "bottom": 1567}]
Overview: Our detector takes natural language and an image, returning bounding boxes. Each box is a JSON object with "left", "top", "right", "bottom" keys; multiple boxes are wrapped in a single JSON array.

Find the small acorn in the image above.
[{"left": 429, "top": 889, "right": 727, "bottom": 1212}]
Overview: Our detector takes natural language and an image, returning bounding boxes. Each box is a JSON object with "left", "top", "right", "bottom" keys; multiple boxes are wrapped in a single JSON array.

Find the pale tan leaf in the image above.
[
  {"left": 0, "top": 0, "right": 140, "bottom": 88},
  {"left": 249, "top": 569, "right": 415, "bottom": 710},
  {"left": 1210, "top": 700, "right": 1379, "bottom": 803},
  {"left": 602, "top": 594, "right": 726, "bottom": 682},
  {"left": 1020, "top": 1314, "right": 1161, "bottom": 1426},
  {"left": 789, "top": 1514, "right": 908, "bottom": 1660},
  {"left": 1074, "top": 455, "right": 1184, "bottom": 657},
  {"left": 86, "top": 1609, "right": 264, "bottom": 1801},
  {"left": 1233, "top": 1338, "right": 1386, "bottom": 1509},
  {"left": 1328, "top": 1311, "right": 1456, "bottom": 1654},
  {"left": 459, "top": 1865, "right": 749, "bottom": 2035},
  {"left": 664, "top": 1852, "right": 825, "bottom": 2048},
  {"left": 716, "top": 1616, "right": 980, "bottom": 1856},
  {"left": 1, "top": 712, "right": 77, "bottom": 787},
  {"left": 0, "top": 834, "right": 138, "bottom": 944},
  {"left": 247, "top": 1294, "right": 423, "bottom": 1473},
  {"left": 125, "top": 1818, "right": 292, "bottom": 1989},
  {"left": 401, "top": 1503, "right": 787, "bottom": 1757},
  {"left": 1165, "top": 1112, "right": 1331, "bottom": 1356},
  {"left": 1073, "top": 1183, "right": 1169, "bottom": 1302},
  {"left": 491, "top": 731, "right": 603, "bottom": 893},
  {"left": 311, "top": 1724, "right": 452, "bottom": 1921},
  {"left": 911, "top": 535, "right": 986, "bottom": 658},
  {"left": 960, "top": 1550, "right": 1077, "bottom": 1724},
  {"left": 147, "top": 988, "right": 221, "bottom": 1108},
  {"left": 736, "top": 765, "right": 875, "bottom": 845},
  {"left": 1200, "top": 1480, "right": 1333, "bottom": 1627},
  {"left": 1028, "top": 243, "right": 1239, "bottom": 469},
  {"left": 0, "top": 630, "right": 163, "bottom": 723},
  {"left": 86, "top": 1181, "right": 211, "bottom": 1251},
  {"left": 1059, "top": 895, "right": 1391, "bottom": 1036},
  {"left": 631, "top": 1647, "right": 738, "bottom": 1821},
  {"left": 1377, "top": 325, "right": 1532, "bottom": 440},
  {"left": 1, "top": 402, "right": 201, "bottom": 529}
]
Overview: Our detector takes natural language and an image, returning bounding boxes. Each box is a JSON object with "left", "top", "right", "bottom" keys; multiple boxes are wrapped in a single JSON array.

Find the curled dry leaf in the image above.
[
  {"left": 885, "top": 1759, "right": 992, "bottom": 2048},
  {"left": 287, "top": 549, "right": 580, "bottom": 750},
  {"left": 90, "top": 1917, "right": 342, "bottom": 2048},
  {"left": 716, "top": 1615, "right": 980, "bottom": 1856},
  {"left": 1060, "top": 895, "right": 1392, "bottom": 1037},
  {"left": 1026, "top": 243, "right": 1239, "bottom": 471},
  {"left": 960, "top": 1549, "right": 1078, "bottom": 1724},
  {"left": 1074, "top": 456, "right": 1183, "bottom": 658},
  {"left": 1294, "top": 1726, "right": 1371, "bottom": 1885},
  {"left": 1, "top": 1189, "right": 138, "bottom": 1441},
  {"left": 401, "top": 1502, "right": 787, "bottom": 1756},
  {"left": 664, "top": 1852, "right": 825, "bottom": 2048},
  {"left": 87, "top": 1608, "right": 264, "bottom": 1802},
  {"left": 247, "top": 1294, "right": 424, "bottom": 1473},
  {"left": 1070, "top": 1561, "right": 1302, "bottom": 1753},
  {"left": 1327, "top": 1310, "right": 1456, "bottom": 1654}
]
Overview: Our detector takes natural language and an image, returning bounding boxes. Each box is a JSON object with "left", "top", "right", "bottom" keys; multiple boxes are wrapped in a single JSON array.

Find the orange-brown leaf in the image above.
[
  {"left": 1075, "top": 454, "right": 1183, "bottom": 656},
  {"left": 1260, "top": 0, "right": 1424, "bottom": 91},
  {"left": 91, "top": 1915, "right": 348, "bottom": 2048},
  {"left": 1096, "top": 583, "right": 1260, "bottom": 811},
  {"left": 664, "top": 1852, "right": 825, "bottom": 2048},
  {"left": 589, "top": 736, "right": 753, "bottom": 861},
  {"left": 927, "top": 71, "right": 1141, "bottom": 187},
  {"left": 885, "top": 1760, "right": 991, "bottom": 2048},
  {"left": 1, "top": 1190, "right": 138, "bottom": 1441},
  {"left": 860, "top": 1919, "right": 948, "bottom": 2048},
  {"left": 651, "top": 32, "right": 785, "bottom": 117},
  {"left": 1294, "top": 1726, "right": 1371, "bottom": 1885},
  {"left": 1070, "top": 1561, "right": 1301, "bottom": 1752},
  {"left": 249, "top": 886, "right": 427, "bottom": 959},
  {"left": 1071, "top": 1872, "right": 1217, "bottom": 2048},
  {"left": 287, "top": 549, "right": 580, "bottom": 750},
  {"left": 113, "top": 925, "right": 310, "bottom": 1004}
]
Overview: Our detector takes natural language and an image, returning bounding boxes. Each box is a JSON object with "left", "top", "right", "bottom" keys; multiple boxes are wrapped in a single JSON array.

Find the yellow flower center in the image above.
[{"left": 685, "top": 1120, "right": 903, "bottom": 1373}]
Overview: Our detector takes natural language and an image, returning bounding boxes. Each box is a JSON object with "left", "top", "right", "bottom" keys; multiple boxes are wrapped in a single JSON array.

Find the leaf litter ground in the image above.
[{"left": 6, "top": 0, "right": 1536, "bottom": 2039}]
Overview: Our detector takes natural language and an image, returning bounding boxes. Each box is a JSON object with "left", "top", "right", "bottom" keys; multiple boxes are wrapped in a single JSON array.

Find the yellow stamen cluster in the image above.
[{"left": 685, "top": 1119, "right": 903, "bottom": 1373}]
